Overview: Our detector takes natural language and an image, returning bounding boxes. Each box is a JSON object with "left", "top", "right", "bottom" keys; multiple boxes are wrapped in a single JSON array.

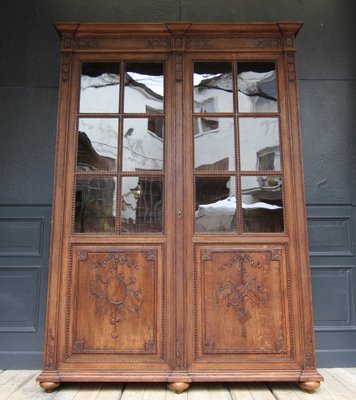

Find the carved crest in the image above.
[
  {"left": 216, "top": 253, "right": 269, "bottom": 336},
  {"left": 89, "top": 253, "right": 143, "bottom": 339}
]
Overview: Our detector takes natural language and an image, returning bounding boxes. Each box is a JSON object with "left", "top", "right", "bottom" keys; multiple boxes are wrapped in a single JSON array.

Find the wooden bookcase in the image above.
[{"left": 37, "top": 22, "right": 323, "bottom": 393}]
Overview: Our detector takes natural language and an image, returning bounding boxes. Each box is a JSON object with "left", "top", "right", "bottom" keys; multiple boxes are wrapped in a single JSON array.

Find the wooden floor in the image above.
[{"left": 0, "top": 369, "right": 355, "bottom": 400}]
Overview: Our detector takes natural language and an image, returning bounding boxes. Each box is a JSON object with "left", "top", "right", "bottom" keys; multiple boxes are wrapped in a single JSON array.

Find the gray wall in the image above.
[{"left": 0, "top": 0, "right": 355, "bottom": 368}]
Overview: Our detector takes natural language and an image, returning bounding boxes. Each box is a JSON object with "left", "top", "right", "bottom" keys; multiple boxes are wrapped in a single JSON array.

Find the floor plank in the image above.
[
  {"left": 229, "top": 382, "right": 276, "bottom": 400},
  {"left": 5, "top": 372, "right": 58, "bottom": 400},
  {"left": 318, "top": 368, "right": 356, "bottom": 399},
  {"left": 207, "top": 383, "right": 232, "bottom": 400},
  {"left": 51, "top": 383, "right": 81, "bottom": 400},
  {"left": 166, "top": 386, "right": 188, "bottom": 400},
  {"left": 94, "top": 382, "right": 125, "bottom": 400},
  {"left": 0, "top": 371, "right": 38, "bottom": 400},
  {"left": 187, "top": 383, "right": 210, "bottom": 400},
  {"left": 120, "top": 383, "right": 147, "bottom": 400},
  {"left": 268, "top": 382, "right": 333, "bottom": 400}
]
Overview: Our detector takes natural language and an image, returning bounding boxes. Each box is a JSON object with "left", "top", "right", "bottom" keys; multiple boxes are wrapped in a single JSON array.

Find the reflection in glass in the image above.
[
  {"left": 237, "top": 62, "right": 278, "bottom": 113},
  {"left": 194, "top": 62, "right": 233, "bottom": 113},
  {"left": 194, "top": 117, "right": 235, "bottom": 171},
  {"left": 77, "top": 119, "right": 118, "bottom": 171},
  {"left": 124, "top": 63, "right": 164, "bottom": 113},
  {"left": 239, "top": 118, "right": 280, "bottom": 171},
  {"left": 195, "top": 177, "right": 236, "bottom": 232},
  {"left": 79, "top": 63, "right": 120, "bottom": 113},
  {"left": 241, "top": 175, "right": 284, "bottom": 232},
  {"left": 122, "top": 118, "right": 164, "bottom": 171},
  {"left": 75, "top": 177, "right": 116, "bottom": 233},
  {"left": 121, "top": 177, "right": 163, "bottom": 233}
]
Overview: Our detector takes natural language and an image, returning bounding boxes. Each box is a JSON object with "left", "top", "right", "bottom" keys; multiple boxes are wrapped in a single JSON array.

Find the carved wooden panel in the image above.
[
  {"left": 66, "top": 245, "right": 165, "bottom": 361},
  {"left": 194, "top": 244, "right": 292, "bottom": 361}
]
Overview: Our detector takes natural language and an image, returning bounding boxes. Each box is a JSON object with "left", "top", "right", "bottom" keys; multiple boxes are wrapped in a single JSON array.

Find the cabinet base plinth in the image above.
[
  {"left": 167, "top": 382, "right": 190, "bottom": 394},
  {"left": 298, "top": 381, "right": 321, "bottom": 392},
  {"left": 39, "top": 382, "right": 61, "bottom": 393}
]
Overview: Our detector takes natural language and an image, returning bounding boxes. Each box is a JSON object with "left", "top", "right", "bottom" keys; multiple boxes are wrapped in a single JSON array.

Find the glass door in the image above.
[
  {"left": 184, "top": 54, "right": 296, "bottom": 370},
  {"left": 60, "top": 55, "right": 173, "bottom": 370}
]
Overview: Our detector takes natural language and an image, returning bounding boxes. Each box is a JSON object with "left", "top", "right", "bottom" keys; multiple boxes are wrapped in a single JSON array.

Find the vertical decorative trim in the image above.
[
  {"left": 176, "top": 328, "right": 184, "bottom": 368},
  {"left": 46, "top": 328, "right": 55, "bottom": 369},
  {"left": 286, "top": 53, "right": 296, "bottom": 82},
  {"left": 61, "top": 54, "right": 71, "bottom": 83},
  {"left": 305, "top": 330, "right": 315, "bottom": 368},
  {"left": 175, "top": 53, "right": 183, "bottom": 83}
]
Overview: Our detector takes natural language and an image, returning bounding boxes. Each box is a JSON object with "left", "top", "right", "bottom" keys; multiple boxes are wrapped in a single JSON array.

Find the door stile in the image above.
[{"left": 172, "top": 49, "right": 187, "bottom": 373}]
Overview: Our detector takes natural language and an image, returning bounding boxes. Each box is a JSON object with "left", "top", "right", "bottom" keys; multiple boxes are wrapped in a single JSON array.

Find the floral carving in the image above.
[
  {"left": 203, "top": 337, "right": 216, "bottom": 353},
  {"left": 216, "top": 253, "right": 269, "bottom": 336},
  {"left": 89, "top": 253, "right": 143, "bottom": 339},
  {"left": 78, "top": 250, "right": 88, "bottom": 261},
  {"left": 62, "top": 35, "right": 72, "bottom": 49},
  {"left": 274, "top": 339, "right": 286, "bottom": 353},
  {"left": 146, "top": 38, "right": 170, "bottom": 49},
  {"left": 271, "top": 249, "right": 282, "bottom": 261},
  {"left": 144, "top": 339, "right": 156, "bottom": 353},
  {"left": 73, "top": 340, "right": 85, "bottom": 353},
  {"left": 202, "top": 249, "right": 212, "bottom": 261},
  {"left": 76, "top": 38, "right": 99, "bottom": 49},
  {"left": 61, "top": 54, "right": 71, "bottom": 83},
  {"left": 286, "top": 53, "right": 296, "bottom": 81},
  {"left": 257, "top": 38, "right": 280, "bottom": 48},
  {"left": 304, "top": 330, "right": 315, "bottom": 368},
  {"left": 176, "top": 328, "right": 184, "bottom": 368},
  {"left": 46, "top": 328, "right": 55, "bottom": 369},
  {"left": 186, "top": 38, "right": 211, "bottom": 49}
]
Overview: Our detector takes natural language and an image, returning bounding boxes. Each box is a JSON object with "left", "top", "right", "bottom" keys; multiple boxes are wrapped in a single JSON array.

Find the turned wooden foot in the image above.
[
  {"left": 39, "top": 382, "right": 61, "bottom": 393},
  {"left": 167, "top": 382, "right": 190, "bottom": 394},
  {"left": 298, "top": 381, "right": 321, "bottom": 393}
]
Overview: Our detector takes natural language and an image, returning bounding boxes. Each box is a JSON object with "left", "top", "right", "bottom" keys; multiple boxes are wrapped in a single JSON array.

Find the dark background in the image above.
[{"left": 0, "top": 0, "right": 355, "bottom": 368}]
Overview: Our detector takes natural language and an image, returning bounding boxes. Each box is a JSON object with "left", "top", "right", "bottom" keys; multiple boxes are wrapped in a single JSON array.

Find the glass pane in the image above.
[
  {"left": 195, "top": 177, "right": 236, "bottom": 232},
  {"left": 124, "top": 63, "right": 164, "bottom": 113},
  {"left": 239, "top": 118, "right": 280, "bottom": 171},
  {"left": 77, "top": 118, "right": 118, "bottom": 172},
  {"left": 121, "top": 177, "right": 163, "bottom": 233},
  {"left": 122, "top": 118, "right": 164, "bottom": 171},
  {"left": 79, "top": 63, "right": 120, "bottom": 113},
  {"left": 194, "top": 117, "right": 235, "bottom": 171},
  {"left": 194, "top": 62, "right": 233, "bottom": 113},
  {"left": 237, "top": 62, "right": 278, "bottom": 113},
  {"left": 241, "top": 175, "right": 284, "bottom": 232},
  {"left": 75, "top": 177, "right": 116, "bottom": 233}
]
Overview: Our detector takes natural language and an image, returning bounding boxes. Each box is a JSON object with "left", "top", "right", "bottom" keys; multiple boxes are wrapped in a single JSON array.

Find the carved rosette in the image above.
[{"left": 89, "top": 253, "right": 143, "bottom": 339}]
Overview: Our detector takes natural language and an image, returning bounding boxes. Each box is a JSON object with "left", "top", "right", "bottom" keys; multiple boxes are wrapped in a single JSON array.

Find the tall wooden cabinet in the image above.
[{"left": 38, "top": 22, "right": 323, "bottom": 393}]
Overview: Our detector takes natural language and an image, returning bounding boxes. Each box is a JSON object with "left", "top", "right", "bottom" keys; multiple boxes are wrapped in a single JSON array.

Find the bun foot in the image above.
[
  {"left": 298, "top": 381, "right": 321, "bottom": 392},
  {"left": 167, "top": 382, "right": 190, "bottom": 394},
  {"left": 39, "top": 382, "right": 61, "bottom": 393}
]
